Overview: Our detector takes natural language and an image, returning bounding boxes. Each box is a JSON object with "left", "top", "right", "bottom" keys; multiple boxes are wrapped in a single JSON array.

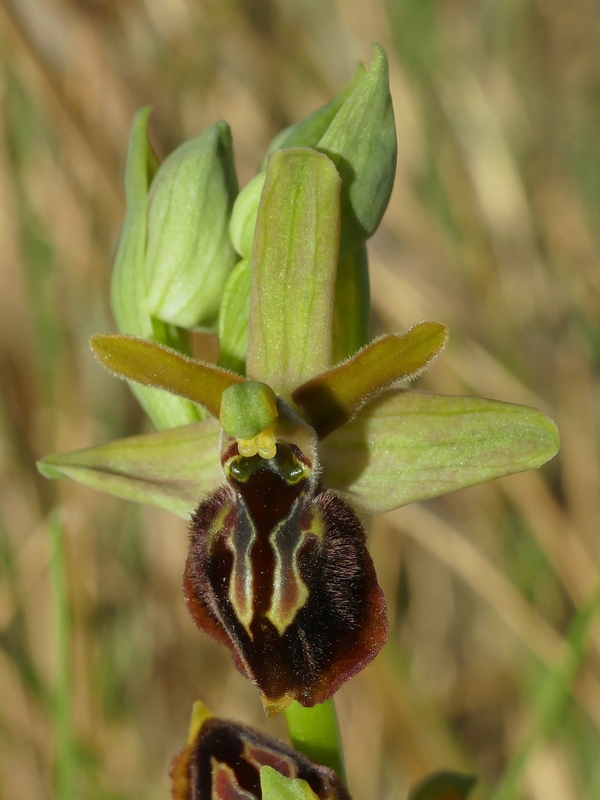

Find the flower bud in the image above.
[
  {"left": 229, "top": 65, "right": 365, "bottom": 262},
  {"left": 262, "top": 62, "right": 365, "bottom": 162},
  {"left": 110, "top": 106, "right": 156, "bottom": 341},
  {"left": 110, "top": 107, "right": 201, "bottom": 429},
  {"left": 317, "top": 44, "right": 397, "bottom": 257},
  {"left": 145, "top": 121, "right": 238, "bottom": 331}
]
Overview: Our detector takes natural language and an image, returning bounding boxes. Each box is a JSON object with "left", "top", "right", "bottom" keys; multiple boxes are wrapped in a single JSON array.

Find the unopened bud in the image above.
[
  {"left": 230, "top": 65, "right": 365, "bottom": 261},
  {"left": 110, "top": 107, "right": 201, "bottom": 429},
  {"left": 145, "top": 121, "right": 238, "bottom": 330},
  {"left": 317, "top": 44, "right": 397, "bottom": 257}
]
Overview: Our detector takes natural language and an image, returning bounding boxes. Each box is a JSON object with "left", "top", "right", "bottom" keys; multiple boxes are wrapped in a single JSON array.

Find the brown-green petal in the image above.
[
  {"left": 37, "top": 418, "right": 222, "bottom": 518},
  {"left": 293, "top": 322, "right": 447, "bottom": 438},
  {"left": 91, "top": 334, "right": 243, "bottom": 418},
  {"left": 320, "top": 390, "right": 560, "bottom": 514},
  {"left": 246, "top": 148, "right": 341, "bottom": 400}
]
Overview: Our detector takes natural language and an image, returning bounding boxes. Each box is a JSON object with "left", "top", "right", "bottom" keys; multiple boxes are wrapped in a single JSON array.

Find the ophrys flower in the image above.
[{"left": 39, "top": 148, "right": 558, "bottom": 715}]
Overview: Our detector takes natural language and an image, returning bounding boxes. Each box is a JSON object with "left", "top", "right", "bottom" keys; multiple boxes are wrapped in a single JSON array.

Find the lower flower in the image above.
[{"left": 171, "top": 702, "right": 351, "bottom": 799}]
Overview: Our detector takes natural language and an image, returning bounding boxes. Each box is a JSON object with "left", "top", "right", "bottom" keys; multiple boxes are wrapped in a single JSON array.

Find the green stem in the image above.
[
  {"left": 490, "top": 584, "right": 600, "bottom": 800},
  {"left": 48, "top": 512, "right": 76, "bottom": 799},
  {"left": 284, "top": 700, "right": 346, "bottom": 784}
]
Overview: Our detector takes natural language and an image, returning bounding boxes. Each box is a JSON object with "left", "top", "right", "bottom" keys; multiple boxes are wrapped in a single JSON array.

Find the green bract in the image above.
[
  {"left": 262, "top": 62, "right": 365, "bottom": 161},
  {"left": 229, "top": 172, "right": 266, "bottom": 260},
  {"left": 332, "top": 243, "right": 370, "bottom": 362}
]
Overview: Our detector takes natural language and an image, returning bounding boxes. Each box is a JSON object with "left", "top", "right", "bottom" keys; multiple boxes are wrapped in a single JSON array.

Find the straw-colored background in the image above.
[{"left": 1, "top": 1, "right": 600, "bottom": 798}]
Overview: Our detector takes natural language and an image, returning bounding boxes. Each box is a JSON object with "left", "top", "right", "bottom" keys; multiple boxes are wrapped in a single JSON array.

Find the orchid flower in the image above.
[{"left": 39, "top": 146, "right": 559, "bottom": 717}]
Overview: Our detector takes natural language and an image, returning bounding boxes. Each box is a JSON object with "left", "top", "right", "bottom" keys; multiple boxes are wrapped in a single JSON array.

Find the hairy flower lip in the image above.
[{"left": 183, "top": 414, "right": 388, "bottom": 714}]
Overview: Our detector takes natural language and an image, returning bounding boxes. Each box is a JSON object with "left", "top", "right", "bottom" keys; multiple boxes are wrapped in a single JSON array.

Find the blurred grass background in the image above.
[{"left": 1, "top": 0, "right": 600, "bottom": 798}]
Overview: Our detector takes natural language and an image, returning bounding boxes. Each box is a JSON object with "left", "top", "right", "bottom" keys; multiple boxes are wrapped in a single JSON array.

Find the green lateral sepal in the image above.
[
  {"left": 320, "top": 389, "right": 560, "bottom": 514},
  {"left": 37, "top": 418, "right": 222, "bottom": 519}
]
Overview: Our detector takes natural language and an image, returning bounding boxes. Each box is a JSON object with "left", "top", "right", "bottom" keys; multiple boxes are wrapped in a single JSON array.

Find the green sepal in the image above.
[
  {"left": 332, "top": 243, "right": 370, "bottom": 364},
  {"left": 145, "top": 121, "right": 238, "bottom": 330},
  {"left": 219, "top": 381, "right": 278, "bottom": 440},
  {"left": 317, "top": 44, "right": 397, "bottom": 257},
  {"left": 408, "top": 770, "right": 477, "bottom": 800},
  {"left": 320, "top": 390, "right": 560, "bottom": 514},
  {"left": 229, "top": 173, "right": 266, "bottom": 260},
  {"left": 260, "top": 767, "right": 319, "bottom": 800},
  {"left": 90, "top": 334, "right": 243, "bottom": 419},
  {"left": 246, "top": 148, "right": 341, "bottom": 400},
  {"left": 262, "top": 62, "right": 366, "bottom": 164},
  {"left": 37, "top": 418, "right": 222, "bottom": 519},
  {"left": 109, "top": 107, "right": 201, "bottom": 429},
  {"left": 293, "top": 322, "right": 448, "bottom": 438},
  {"left": 217, "top": 258, "right": 252, "bottom": 375}
]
